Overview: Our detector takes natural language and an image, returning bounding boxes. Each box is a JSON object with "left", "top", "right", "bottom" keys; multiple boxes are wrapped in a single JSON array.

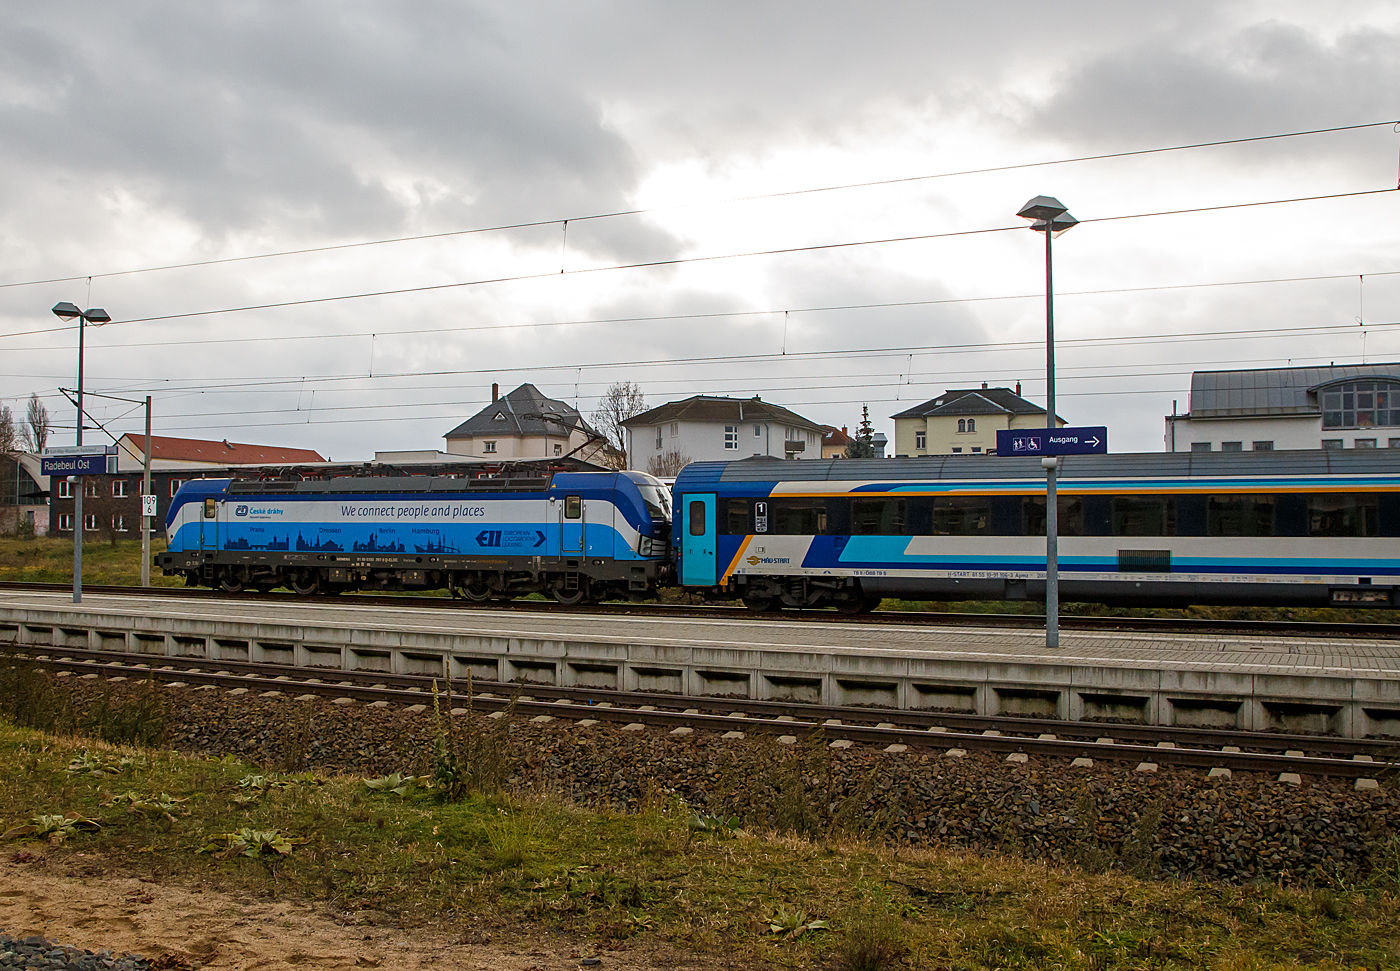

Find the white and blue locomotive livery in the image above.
[
  {"left": 157, "top": 469, "right": 673, "bottom": 602},
  {"left": 672, "top": 450, "right": 1400, "bottom": 612}
]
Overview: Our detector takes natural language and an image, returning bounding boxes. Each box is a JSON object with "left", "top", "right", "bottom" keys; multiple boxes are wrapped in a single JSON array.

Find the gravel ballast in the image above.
[
  {"left": 48, "top": 679, "right": 1400, "bottom": 885},
  {"left": 0, "top": 933, "right": 150, "bottom": 971}
]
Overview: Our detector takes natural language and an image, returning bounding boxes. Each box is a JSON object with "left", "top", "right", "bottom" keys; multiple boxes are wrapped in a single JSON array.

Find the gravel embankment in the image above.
[
  {"left": 0, "top": 933, "right": 150, "bottom": 971},
  {"left": 59, "top": 680, "right": 1400, "bottom": 884}
]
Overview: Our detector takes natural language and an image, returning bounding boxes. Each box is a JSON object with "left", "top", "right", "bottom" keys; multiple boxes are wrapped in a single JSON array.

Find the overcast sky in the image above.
[{"left": 2, "top": 1, "right": 1399, "bottom": 461}]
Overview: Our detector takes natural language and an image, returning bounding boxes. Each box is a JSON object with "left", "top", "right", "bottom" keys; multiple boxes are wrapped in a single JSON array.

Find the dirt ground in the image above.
[{"left": 0, "top": 854, "right": 718, "bottom": 971}]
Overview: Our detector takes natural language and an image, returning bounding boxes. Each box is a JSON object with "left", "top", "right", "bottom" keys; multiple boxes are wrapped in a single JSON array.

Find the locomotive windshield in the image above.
[{"left": 637, "top": 482, "right": 672, "bottom": 522}]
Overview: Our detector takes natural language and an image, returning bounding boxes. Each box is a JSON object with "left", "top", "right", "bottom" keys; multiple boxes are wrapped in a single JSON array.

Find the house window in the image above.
[
  {"left": 58, "top": 479, "right": 73, "bottom": 499},
  {"left": 59, "top": 513, "right": 74, "bottom": 531},
  {"left": 915, "top": 431, "right": 926, "bottom": 450},
  {"left": 957, "top": 420, "right": 966, "bottom": 433},
  {"left": 112, "top": 479, "right": 128, "bottom": 498},
  {"left": 1390, "top": 438, "right": 1400, "bottom": 448},
  {"left": 553, "top": 443, "right": 562, "bottom": 456},
  {"left": 754, "top": 424, "right": 761, "bottom": 436},
  {"left": 483, "top": 441, "right": 497, "bottom": 453},
  {"left": 724, "top": 425, "right": 738, "bottom": 449},
  {"left": 951, "top": 447, "right": 963, "bottom": 454},
  {"left": 84, "top": 481, "right": 100, "bottom": 497},
  {"left": 1191, "top": 442, "right": 1211, "bottom": 452},
  {"left": 967, "top": 419, "right": 975, "bottom": 433},
  {"left": 1252, "top": 441, "right": 1274, "bottom": 451},
  {"left": 1355, "top": 438, "right": 1377, "bottom": 449},
  {"left": 971, "top": 446, "right": 982, "bottom": 453},
  {"left": 83, "top": 514, "right": 98, "bottom": 531},
  {"left": 1221, "top": 441, "right": 1242, "bottom": 452},
  {"left": 670, "top": 423, "right": 678, "bottom": 437},
  {"left": 493, "top": 412, "right": 507, "bottom": 421},
  {"left": 169, "top": 479, "right": 186, "bottom": 497},
  {"left": 1320, "top": 380, "right": 1400, "bottom": 428},
  {"left": 656, "top": 427, "right": 663, "bottom": 449},
  {"left": 112, "top": 514, "right": 127, "bottom": 532},
  {"left": 1322, "top": 439, "right": 1344, "bottom": 449}
]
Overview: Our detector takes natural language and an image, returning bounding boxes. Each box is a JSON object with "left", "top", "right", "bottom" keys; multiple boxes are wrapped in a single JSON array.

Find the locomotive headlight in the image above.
[{"left": 638, "top": 536, "right": 653, "bottom": 556}]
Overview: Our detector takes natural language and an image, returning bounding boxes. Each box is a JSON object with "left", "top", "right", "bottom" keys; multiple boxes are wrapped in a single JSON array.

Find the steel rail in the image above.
[
  {"left": 10, "top": 647, "right": 1396, "bottom": 777},
  {"left": 4, "top": 580, "right": 1400, "bottom": 640}
]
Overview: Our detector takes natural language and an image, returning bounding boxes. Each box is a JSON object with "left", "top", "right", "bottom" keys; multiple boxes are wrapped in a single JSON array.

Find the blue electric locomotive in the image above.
[
  {"left": 157, "top": 469, "right": 673, "bottom": 602},
  {"left": 672, "top": 450, "right": 1400, "bottom": 611}
]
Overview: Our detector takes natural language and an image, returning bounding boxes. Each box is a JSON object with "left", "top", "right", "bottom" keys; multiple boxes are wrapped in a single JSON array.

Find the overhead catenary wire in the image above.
[
  {"left": 0, "top": 118, "right": 1394, "bottom": 291},
  {"left": 2, "top": 185, "right": 1396, "bottom": 343}
]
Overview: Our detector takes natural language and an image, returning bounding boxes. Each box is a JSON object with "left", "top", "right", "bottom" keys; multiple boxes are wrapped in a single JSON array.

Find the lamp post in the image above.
[
  {"left": 1015, "top": 197, "right": 1076, "bottom": 649},
  {"left": 51, "top": 301, "right": 111, "bottom": 604}
]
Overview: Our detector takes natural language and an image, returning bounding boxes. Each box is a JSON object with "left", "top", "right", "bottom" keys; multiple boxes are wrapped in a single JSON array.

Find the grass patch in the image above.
[
  {"left": 2, "top": 720, "right": 1399, "bottom": 969},
  {"left": 0, "top": 535, "right": 181, "bottom": 586}
]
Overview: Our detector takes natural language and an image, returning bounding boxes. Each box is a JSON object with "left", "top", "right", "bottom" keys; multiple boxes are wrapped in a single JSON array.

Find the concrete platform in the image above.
[{"left": 2, "top": 591, "right": 1399, "bottom": 738}]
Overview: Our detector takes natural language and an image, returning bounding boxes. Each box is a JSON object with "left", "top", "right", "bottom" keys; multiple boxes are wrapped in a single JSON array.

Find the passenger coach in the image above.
[{"left": 671, "top": 451, "right": 1400, "bottom": 611}]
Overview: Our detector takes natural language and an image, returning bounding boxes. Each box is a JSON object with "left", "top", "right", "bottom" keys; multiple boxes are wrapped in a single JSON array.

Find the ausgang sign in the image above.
[{"left": 996, "top": 426, "right": 1108, "bottom": 457}]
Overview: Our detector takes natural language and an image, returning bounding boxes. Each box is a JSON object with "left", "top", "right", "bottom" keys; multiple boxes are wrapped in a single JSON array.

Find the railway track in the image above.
[
  {"left": 8, "top": 644, "right": 1397, "bottom": 781},
  {"left": 4, "top": 579, "right": 1400, "bottom": 640}
]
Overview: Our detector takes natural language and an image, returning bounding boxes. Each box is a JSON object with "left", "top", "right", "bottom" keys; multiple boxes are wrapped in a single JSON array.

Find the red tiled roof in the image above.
[
  {"left": 120, "top": 434, "right": 325, "bottom": 465},
  {"left": 822, "top": 425, "right": 853, "bottom": 447}
]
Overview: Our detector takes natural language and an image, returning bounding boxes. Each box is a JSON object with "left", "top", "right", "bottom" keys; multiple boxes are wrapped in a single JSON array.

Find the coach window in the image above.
[
  {"left": 1308, "top": 494, "right": 1378, "bottom": 537},
  {"left": 933, "top": 497, "right": 989, "bottom": 535},
  {"left": 204, "top": 498, "right": 217, "bottom": 519},
  {"left": 688, "top": 500, "right": 706, "bottom": 536},
  {"left": 1112, "top": 496, "right": 1173, "bottom": 536},
  {"left": 723, "top": 498, "right": 749, "bottom": 534},
  {"left": 1207, "top": 495, "right": 1275, "bottom": 536},
  {"left": 1021, "top": 497, "right": 1084, "bottom": 537},
  {"left": 772, "top": 499, "right": 827, "bottom": 534},
  {"left": 852, "top": 498, "right": 906, "bottom": 535},
  {"left": 564, "top": 495, "right": 582, "bottom": 520}
]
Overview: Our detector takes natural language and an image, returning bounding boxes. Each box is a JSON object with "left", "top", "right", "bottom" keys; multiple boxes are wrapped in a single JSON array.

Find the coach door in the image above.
[
  {"left": 199, "top": 496, "right": 219, "bottom": 550},
  {"left": 560, "top": 494, "right": 584, "bottom": 556},
  {"left": 681, "top": 493, "right": 717, "bottom": 586}
]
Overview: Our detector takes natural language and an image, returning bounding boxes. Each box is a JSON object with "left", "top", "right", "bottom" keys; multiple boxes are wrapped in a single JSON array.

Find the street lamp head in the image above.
[
  {"left": 1017, "top": 195, "right": 1068, "bottom": 222},
  {"left": 1017, "top": 196, "right": 1077, "bottom": 237},
  {"left": 82, "top": 307, "right": 111, "bottom": 325},
  {"left": 52, "top": 301, "right": 82, "bottom": 320}
]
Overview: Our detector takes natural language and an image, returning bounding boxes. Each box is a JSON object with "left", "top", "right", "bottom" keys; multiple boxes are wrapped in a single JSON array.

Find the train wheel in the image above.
[
  {"left": 550, "top": 579, "right": 586, "bottom": 606},
  {"left": 219, "top": 571, "right": 244, "bottom": 594},
  {"left": 836, "top": 596, "right": 880, "bottom": 615},
  {"left": 742, "top": 596, "right": 775, "bottom": 612},
  {"left": 458, "top": 578, "right": 493, "bottom": 602},
  {"left": 291, "top": 570, "right": 320, "bottom": 596}
]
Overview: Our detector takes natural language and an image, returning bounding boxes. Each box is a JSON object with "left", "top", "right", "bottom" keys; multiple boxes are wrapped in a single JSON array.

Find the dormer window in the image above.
[{"left": 1320, "top": 379, "right": 1400, "bottom": 428}]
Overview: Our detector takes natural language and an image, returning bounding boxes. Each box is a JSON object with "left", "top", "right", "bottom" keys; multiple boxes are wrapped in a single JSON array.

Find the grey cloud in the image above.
[
  {"left": 0, "top": 1, "right": 680, "bottom": 264},
  {"left": 1033, "top": 22, "right": 1400, "bottom": 158}
]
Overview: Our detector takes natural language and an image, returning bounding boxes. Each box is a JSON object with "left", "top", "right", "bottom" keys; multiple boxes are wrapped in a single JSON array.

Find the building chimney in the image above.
[
  {"left": 982, "top": 381, "right": 988, "bottom": 389},
  {"left": 492, "top": 383, "right": 499, "bottom": 402},
  {"left": 841, "top": 426, "right": 847, "bottom": 435},
  {"left": 1015, "top": 381, "right": 1021, "bottom": 396}
]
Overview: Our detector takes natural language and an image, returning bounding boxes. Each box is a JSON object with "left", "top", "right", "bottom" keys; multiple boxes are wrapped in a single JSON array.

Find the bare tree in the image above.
[
  {"left": 0, "top": 405, "right": 16, "bottom": 455},
  {"left": 647, "top": 449, "right": 692, "bottom": 477},
  {"left": 24, "top": 394, "right": 50, "bottom": 453},
  {"left": 590, "top": 381, "right": 646, "bottom": 469}
]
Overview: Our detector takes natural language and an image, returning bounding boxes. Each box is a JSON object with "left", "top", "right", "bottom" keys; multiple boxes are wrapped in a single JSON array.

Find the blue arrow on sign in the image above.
[{"left": 995, "top": 426, "right": 1108, "bottom": 457}]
